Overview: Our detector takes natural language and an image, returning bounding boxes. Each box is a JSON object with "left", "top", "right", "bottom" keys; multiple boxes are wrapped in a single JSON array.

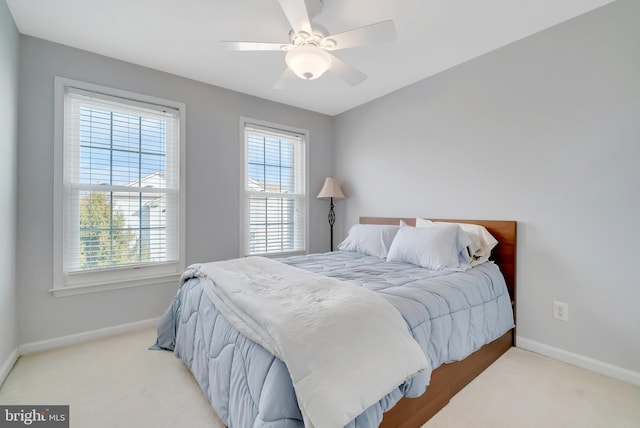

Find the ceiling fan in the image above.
[{"left": 221, "top": 0, "right": 397, "bottom": 87}]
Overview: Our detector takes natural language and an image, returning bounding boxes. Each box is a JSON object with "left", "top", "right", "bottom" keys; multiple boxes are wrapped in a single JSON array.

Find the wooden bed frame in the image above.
[{"left": 359, "top": 217, "right": 517, "bottom": 428}]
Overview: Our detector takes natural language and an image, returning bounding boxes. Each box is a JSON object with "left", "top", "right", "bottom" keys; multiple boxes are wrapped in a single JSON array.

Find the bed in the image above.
[{"left": 153, "top": 217, "right": 517, "bottom": 427}]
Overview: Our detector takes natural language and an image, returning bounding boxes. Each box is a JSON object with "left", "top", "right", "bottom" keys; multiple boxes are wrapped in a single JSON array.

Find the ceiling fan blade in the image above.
[
  {"left": 325, "top": 20, "right": 396, "bottom": 51},
  {"left": 327, "top": 53, "right": 367, "bottom": 86},
  {"left": 278, "top": 0, "right": 312, "bottom": 34},
  {"left": 221, "top": 41, "right": 285, "bottom": 51},
  {"left": 274, "top": 68, "right": 298, "bottom": 89}
]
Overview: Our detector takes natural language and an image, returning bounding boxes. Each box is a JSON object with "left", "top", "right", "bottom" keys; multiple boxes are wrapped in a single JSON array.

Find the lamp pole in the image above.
[{"left": 328, "top": 197, "right": 336, "bottom": 251}]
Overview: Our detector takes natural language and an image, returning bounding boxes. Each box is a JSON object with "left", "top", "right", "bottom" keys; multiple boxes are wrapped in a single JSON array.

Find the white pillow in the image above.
[
  {"left": 386, "top": 221, "right": 471, "bottom": 271},
  {"left": 337, "top": 224, "right": 400, "bottom": 259},
  {"left": 416, "top": 218, "right": 498, "bottom": 265}
]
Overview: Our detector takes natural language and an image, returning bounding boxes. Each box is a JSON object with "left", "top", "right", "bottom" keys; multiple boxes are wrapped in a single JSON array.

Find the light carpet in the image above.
[{"left": 1, "top": 328, "right": 638, "bottom": 428}]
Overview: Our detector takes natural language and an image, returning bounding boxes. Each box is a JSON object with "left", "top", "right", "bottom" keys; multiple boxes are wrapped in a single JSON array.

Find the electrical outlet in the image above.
[{"left": 553, "top": 301, "right": 569, "bottom": 321}]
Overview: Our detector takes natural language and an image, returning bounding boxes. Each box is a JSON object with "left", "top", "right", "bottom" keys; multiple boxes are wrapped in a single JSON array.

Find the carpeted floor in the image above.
[{"left": 1, "top": 328, "right": 638, "bottom": 427}]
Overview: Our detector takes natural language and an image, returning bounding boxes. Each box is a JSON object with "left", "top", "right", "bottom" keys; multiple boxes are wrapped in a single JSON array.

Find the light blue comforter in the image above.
[{"left": 153, "top": 251, "right": 514, "bottom": 427}]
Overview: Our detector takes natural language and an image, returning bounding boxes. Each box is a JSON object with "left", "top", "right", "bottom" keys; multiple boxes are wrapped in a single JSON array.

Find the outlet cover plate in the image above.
[{"left": 553, "top": 301, "right": 569, "bottom": 321}]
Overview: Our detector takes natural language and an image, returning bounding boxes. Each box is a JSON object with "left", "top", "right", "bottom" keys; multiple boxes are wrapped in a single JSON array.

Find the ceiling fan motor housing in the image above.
[{"left": 288, "top": 23, "right": 335, "bottom": 50}]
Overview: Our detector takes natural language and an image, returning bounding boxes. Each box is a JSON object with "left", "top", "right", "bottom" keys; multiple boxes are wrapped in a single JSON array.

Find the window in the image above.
[
  {"left": 242, "top": 119, "right": 307, "bottom": 256},
  {"left": 53, "top": 78, "right": 185, "bottom": 296}
]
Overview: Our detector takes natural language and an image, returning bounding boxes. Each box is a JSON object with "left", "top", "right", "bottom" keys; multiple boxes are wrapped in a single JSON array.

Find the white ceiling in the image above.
[{"left": 7, "top": 0, "right": 616, "bottom": 116}]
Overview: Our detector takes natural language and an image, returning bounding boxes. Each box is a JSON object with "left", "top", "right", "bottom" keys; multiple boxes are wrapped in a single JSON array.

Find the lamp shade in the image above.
[
  {"left": 317, "top": 177, "right": 346, "bottom": 199},
  {"left": 285, "top": 45, "right": 332, "bottom": 80}
]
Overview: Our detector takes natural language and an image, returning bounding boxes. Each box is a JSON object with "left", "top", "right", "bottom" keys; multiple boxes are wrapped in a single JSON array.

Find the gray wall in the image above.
[
  {"left": 0, "top": 0, "right": 19, "bottom": 370},
  {"left": 17, "top": 36, "right": 334, "bottom": 344},
  {"left": 335, "top": 0, "right": 640, "bottom": 373}
]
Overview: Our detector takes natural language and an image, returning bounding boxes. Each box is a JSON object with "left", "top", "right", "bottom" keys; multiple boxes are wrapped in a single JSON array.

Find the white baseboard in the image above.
[
  {"left": 18, "top": 317, "right": 160, "bottom": 356},
  {"left": 0, "top": 348, "right": 19, "bottom": 387},
  {"left": 517, "top": 336, "right": 640, "bottom": 387}
]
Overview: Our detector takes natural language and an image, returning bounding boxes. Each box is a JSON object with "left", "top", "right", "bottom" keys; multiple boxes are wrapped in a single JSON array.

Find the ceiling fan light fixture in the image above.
[{"left": 285, "top": 45, "right": 332, "bottom": 80}]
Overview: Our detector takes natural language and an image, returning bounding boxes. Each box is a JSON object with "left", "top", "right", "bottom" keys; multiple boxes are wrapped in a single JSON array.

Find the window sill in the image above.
[{"left": 50, "top": 272, "right": 181, "bottom": 298}]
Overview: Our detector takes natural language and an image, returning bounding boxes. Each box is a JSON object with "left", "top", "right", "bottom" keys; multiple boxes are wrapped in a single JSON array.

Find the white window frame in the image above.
[
  {"left": 240, "top": 117, "right": 309, "bottom": 257},
  {"left": 52, "top": 77, "right": 186, "bottom": 297}
]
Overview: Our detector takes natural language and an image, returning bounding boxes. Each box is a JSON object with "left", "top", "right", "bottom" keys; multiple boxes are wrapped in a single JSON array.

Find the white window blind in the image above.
[
  {"left": 62, "top": 86, "right": 181, "bottom": 277},
  {"left": 243, "top": 123, "right": 307, "bottom": 256}
]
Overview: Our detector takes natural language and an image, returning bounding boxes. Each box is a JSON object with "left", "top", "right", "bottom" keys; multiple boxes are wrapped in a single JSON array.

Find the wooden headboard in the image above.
[{"left": 359, "top": 217, "right": 517, "bottom": 311}]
